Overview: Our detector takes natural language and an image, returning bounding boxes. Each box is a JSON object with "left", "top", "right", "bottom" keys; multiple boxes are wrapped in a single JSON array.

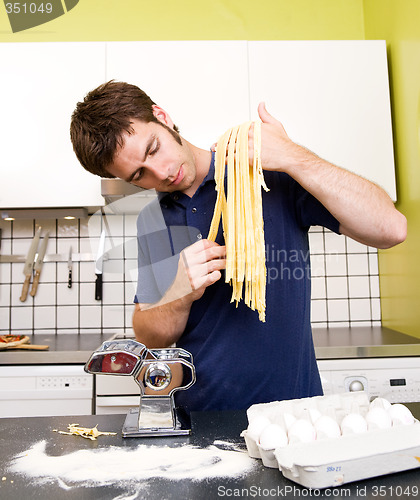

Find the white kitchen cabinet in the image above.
[
  {"left": 0, "top": 42, "right": 106, "bottom": 209},
  {"left": 106, "top": 40, "right": 396, "bottom": 200},
  {"left": 248, "top": 40, "right": 397, "bottom": 200},
  {"left": 105, "top": 41, "right": 250, "bottom": 150},
  {"left": 0, "top": 40, "right": 396, "bottom": 208}
]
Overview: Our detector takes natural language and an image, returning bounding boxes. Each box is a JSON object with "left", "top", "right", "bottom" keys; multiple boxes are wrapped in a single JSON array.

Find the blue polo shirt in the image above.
[{"left": 135, "top": 153, "right": 339, "bottom": 412}]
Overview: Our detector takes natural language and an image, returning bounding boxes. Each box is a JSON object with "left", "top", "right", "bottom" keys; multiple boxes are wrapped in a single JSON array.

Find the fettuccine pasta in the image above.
[
  {"left": 53, "top": 423, "right": 116, "bottom": 440},
  {"left": 208, "top": 121, "right": 269, "bottom": 322}
]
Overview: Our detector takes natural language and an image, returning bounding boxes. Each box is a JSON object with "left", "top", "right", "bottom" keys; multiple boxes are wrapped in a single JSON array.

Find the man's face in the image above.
[{"left": 107, "top": 118, "right": 197, "bottom": 194}]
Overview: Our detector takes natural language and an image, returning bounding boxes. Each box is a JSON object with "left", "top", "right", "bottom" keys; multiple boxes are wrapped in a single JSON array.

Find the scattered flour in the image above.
[
  {"left": 213, "top": 439, "right": 244, "bottom": 450},
  {"left": 8, "top": 440, "right": 255, "bottom": 495}
]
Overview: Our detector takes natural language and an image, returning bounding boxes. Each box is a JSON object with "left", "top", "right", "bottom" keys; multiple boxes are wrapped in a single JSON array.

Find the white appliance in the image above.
[
  {"left": 318, "top": 357, "right": 420, "bottom": 403},
  {"left": 0, "top": 365, "right": 93, "bottom": 418}
]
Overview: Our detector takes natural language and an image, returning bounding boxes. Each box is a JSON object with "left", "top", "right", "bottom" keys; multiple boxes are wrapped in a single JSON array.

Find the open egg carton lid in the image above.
[{"left": 242, "top": 392, "right": 420, "bottom": 489}]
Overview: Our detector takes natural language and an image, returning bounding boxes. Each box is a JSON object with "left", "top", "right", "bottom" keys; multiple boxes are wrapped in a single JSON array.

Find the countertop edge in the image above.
[
  {"left": 0, "top": 350, "right": 94, "bottom": 365},
  {"left": 1, "top": 327, "right": 420, "bottom": 365},
  {"left": 315, "top": 344, "right": 420, "bottom": 359}
]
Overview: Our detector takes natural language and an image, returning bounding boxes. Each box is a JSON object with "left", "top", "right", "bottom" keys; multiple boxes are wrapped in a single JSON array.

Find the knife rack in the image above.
[{"left": 0, "top": 253, "right": 103, "bottom": 264}]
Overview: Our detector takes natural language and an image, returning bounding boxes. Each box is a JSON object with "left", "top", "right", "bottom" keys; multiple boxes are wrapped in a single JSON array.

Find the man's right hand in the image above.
[
  {"left": 139, "top": 239, "right": 226, "bottom": 311},
  {"left": 134, "top": 239, "right": 226, "bottom": 348},
  {"left": 179, "top": 239, "right": 226, "bottom": 302}
]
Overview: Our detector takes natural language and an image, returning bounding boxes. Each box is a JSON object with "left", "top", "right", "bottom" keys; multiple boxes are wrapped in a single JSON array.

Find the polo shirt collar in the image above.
[{"left": 157, "top": 151, "right": 216, "bottom": 203}]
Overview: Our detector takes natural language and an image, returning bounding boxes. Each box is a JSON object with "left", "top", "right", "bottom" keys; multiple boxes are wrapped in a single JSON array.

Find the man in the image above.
[{"left": 71, "top": 81, "right": 406, "bottom": 413}]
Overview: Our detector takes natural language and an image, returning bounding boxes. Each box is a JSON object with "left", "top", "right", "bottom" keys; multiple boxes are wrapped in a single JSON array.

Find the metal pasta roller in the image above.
[{"left": 84, "top": 339, "right": 196, "bottom": 437}]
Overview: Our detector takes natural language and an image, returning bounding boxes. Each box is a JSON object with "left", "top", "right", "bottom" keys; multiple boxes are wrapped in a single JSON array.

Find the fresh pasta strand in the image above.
[{"left": 208, "top": 121, "right": 269, "bottom": 322}]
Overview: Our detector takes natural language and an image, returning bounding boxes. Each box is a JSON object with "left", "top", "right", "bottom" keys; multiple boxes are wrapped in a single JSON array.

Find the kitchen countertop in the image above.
[
  {"left": 1, "top": 326, "right": 420, "bottom": 366},
  {"left": 0, "top": 333, "right": 109, "bottom": 365},
  {"left": 313, "top": 326, "right": 420, "bottom": 359},
  {"left": 1, "top": 407, "right": 420, "bottom": 499}
]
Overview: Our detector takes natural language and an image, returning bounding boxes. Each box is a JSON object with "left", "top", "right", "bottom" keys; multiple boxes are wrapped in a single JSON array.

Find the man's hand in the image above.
[
  {"left": 248, "top": 102, "right": 315, "bottom": 173},
  {"left": 139, "top": 239, "right": 226, "bottom": 312},
  {"left": 179, "top": 239, "right": 226, "bottom": 302},
  {"left": 133, "top": 239, "right": 226, "bottom": 347},
  {"left": 211, "top": 102, "right": 314, "bottom": 174}
]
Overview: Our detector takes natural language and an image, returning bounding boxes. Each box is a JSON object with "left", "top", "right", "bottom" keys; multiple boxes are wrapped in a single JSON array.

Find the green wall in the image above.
[
  {"left": 0, "top": 0, "right": 364, "bottom": 41},
  {"left": 363, "top": 0, "right": 420, "bottom": 338}
]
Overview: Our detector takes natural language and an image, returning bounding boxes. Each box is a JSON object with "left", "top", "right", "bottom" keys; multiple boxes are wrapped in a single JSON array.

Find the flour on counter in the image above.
[
  {"left": 8, "top": 440, "right": 255, "bottom": 489},
  {"left": 213, "top": 440, "right": 245, "bottom": 451}
]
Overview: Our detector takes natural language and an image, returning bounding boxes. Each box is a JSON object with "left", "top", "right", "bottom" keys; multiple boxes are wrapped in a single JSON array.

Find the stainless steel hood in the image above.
[
  {"left": 101, "top": 179, "right": 145, "bottom": 202},
  {"left": 100, "top": 179, "right": 156, "bottom": 214}
]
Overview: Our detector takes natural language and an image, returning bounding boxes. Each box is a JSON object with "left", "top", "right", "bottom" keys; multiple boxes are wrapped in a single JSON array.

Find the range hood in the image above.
[
  {"left": 100, "top": 179, "right": 156, "bottom": 214},
  {"left": 101, "top": 179, "right": 145, "bottom": 203}
]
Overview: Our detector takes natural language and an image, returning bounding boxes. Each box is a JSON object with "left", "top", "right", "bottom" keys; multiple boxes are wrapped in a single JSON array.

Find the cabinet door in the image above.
[
  {"left": 0, "top": 42, "right": 106, "bottom": 208},
  {"left": 248, "top": 41, "right": 397, "bottom": 200},
  {"left": 106, "top": 41, "right": 250, "bottom": 150}
]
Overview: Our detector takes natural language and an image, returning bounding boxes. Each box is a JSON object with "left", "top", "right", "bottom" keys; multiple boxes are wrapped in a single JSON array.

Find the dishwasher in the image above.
[{"left": 0, "top": 365, "right": 93, "bottom": 418}]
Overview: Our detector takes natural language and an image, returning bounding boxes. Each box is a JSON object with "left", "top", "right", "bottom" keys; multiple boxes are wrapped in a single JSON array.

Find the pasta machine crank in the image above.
[{"left": 84, "top": 339, "right": 196, "bottom": 437}]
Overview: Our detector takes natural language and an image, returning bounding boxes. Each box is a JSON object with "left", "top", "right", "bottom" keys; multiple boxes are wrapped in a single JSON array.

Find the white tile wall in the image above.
[
  {"left": 0, "top": 220, "right": 381, "bottom": 335},
  {"left": 326, "top": 299, "right": 349, "bottom": 323},
  {"left": 326, "top": 276, "right": 348, "bottom": 299},
  {"left": 310, "top": 226, "right": 381, "bottom": 328}
]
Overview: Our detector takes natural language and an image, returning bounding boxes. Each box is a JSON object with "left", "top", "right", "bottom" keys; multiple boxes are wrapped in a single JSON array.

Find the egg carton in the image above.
[{"left": 241, "top": 392, "right": 420, "bottom": 489}]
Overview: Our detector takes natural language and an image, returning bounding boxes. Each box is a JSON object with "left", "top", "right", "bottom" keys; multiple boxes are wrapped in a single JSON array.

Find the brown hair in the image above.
[{"left": 70, "top": 80, "right": 179, "bottom": 178}]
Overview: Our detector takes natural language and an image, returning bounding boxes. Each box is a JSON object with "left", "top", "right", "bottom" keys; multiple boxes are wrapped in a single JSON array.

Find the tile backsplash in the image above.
[
  {"left": 0, "top": 218, "right": 381, "bottom": 336},
  {"left": 0, "top": 216, "right": 138, "bottom": 337},
  {"left": 309, "top": 227, "right": 381, "bottom": 327}
]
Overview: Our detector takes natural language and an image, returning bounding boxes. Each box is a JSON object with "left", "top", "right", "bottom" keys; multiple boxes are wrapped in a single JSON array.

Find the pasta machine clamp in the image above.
[{"left": 84, "top": 339, "right": 196, "bottom": 437}]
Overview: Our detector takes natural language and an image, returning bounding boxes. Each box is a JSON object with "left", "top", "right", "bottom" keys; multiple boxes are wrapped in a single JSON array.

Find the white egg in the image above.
[
  {"left": 314, "top": 415, "right": 341, "bottom": 440},
  {"left": 288, "top": 418, "right": 317, "bottom": 444},
  {"left": 259, "top": 423, "right": 288, "bottom": 449},
  {"left": 340, "top": 413, "right": 368, "bottom": 435},
  {"left": 282, "top": 412, "right": 297, "bottom": 432},
  {"left": 308, "top": 408, "right": 322, "bottom": 425},
  {"left": 369, "top": 397, "right": 392, "bottom": 410},
  {"left": 247, "top": 415, "right": 271, "bottom": 441},
  {"left": 365, "top": 407, "right": 392, "bottom": 430},
  {"left": 388, "top": 403, "right": 415, "bottom": 426}
]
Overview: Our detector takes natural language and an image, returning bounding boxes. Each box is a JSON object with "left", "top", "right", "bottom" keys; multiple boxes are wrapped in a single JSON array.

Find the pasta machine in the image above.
[{"left": 85, "top": 339, "right": 196, "bottom": 437}]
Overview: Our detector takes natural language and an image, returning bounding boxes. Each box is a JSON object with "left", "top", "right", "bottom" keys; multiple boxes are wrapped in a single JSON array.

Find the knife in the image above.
[
  {"left": 30, "top": 231, "right": 50, "bottom": 297},
  {"left": 68, "top": 246, "right": 73, "bottom": 288},
  {"left": 95, "top": 230, "right": 106, "bottom": 301},
  {"left": 20, "top": 227, "right": 42, "bottom": 302}
]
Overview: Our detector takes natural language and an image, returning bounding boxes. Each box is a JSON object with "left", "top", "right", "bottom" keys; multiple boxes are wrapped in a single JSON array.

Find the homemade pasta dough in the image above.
[
  {"left": 53, "top": 423, "right": 116, "bottom": 440},
  {"left": 208, "top": 121, "right": 269, "bottom": 322}
]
